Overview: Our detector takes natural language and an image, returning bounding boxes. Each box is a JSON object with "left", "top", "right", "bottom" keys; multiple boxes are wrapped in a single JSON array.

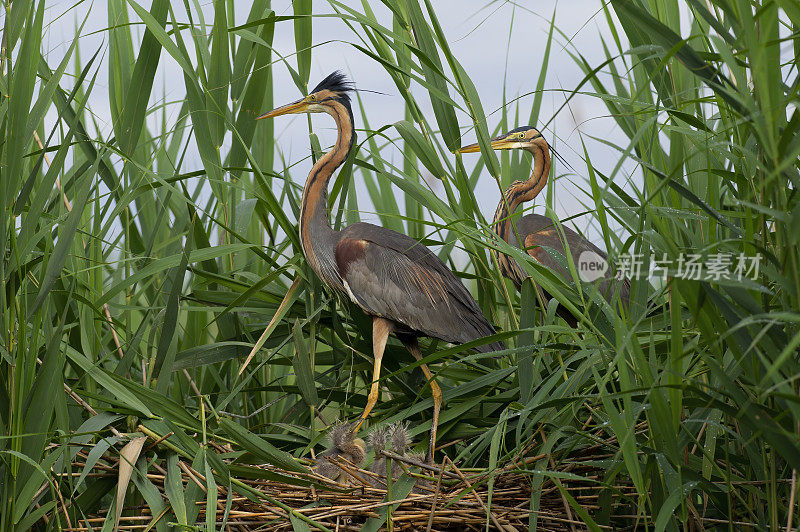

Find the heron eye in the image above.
[
  {"left": 308, "top": 94, "right": 317, "bottom": 102},
  {"left": 517, "top": 133, "right": 526, "bottom": 139}
]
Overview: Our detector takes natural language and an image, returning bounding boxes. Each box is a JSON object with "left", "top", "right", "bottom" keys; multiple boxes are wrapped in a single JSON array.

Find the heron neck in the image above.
[
  {"left": 299, "top": 100, "right": 355, "bottom": 288},
  {"left": 494, "top": 142, "right": 550, "bottom": 246}
]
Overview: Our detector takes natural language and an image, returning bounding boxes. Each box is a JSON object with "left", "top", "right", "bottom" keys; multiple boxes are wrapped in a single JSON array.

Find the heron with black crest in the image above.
[{"left": 258, "top": 71, "right": 504, "bottom": 463}]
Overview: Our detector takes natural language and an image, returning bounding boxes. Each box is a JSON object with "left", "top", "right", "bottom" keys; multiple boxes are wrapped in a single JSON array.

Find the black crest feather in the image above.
[
  {"left": 311, "top": 70, "right": 355, "bottom": 96},
  {"left": 507, "top": 125, "right": 536, "bottom": 135}
]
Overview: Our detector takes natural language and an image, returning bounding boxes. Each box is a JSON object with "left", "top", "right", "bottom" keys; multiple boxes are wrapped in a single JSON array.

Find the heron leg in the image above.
[
  {"left": 404, "top": 338, "right": 442, "bottom": 464},
  {"left": 355, "top": 317, "right": 392, "bottom": 432}
]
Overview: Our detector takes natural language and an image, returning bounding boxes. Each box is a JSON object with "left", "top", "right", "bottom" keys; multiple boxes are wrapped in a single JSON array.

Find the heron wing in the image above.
[
  {"left": 519, "top": 215, "right": 629, "bottom": 306},
  {"left": 335, "top": 223, "right": 502, "bottom": 352}
]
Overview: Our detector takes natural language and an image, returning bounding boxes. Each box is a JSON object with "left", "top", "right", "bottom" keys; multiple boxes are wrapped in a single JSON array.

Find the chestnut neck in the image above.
[{"left": 493, "top": 140, "right": 551, "bottom": 245}]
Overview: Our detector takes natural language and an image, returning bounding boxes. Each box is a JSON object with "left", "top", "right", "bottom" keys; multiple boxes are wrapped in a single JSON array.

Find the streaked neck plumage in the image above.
[
  {"left": 299, "top": 99, "right": 355, "bottom": 292},
  {"left": 493, "top": 139, "right": 551, "bottom": 286}
]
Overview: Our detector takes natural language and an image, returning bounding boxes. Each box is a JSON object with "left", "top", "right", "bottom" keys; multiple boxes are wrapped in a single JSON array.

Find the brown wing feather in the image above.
[
  {"left": 518, "top": 215, "right": 629, "bottom": 306},
  {"left": 335, "top": 223, "right": 502, "bottom": 352}
]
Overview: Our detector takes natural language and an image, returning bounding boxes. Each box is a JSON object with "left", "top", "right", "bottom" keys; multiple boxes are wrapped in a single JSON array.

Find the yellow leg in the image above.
[
  {"left": 405, "top": 340, "right": 442, "bottom": 464},
  {"left": 354, "top": 317, "right": 392, "bottom": 432}
]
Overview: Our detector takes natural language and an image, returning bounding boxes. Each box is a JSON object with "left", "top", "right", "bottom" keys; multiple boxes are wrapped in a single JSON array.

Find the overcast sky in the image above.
[{"left": 42, "top": 0, "right": 640, "bottom": 249}]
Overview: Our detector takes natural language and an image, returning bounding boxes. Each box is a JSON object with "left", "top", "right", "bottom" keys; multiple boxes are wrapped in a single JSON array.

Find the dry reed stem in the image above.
[
  {"left": 426, "top": 457, "right": 447, "bottom": 532},
  {"left": 787, "top": 467, "right": 797, "bottom": 532},
  {"left": 445, "top": 455, "right": 509, "bottom": 531},
  {"left": 380, "top": 449, "right": 460, "bottom": 479}
]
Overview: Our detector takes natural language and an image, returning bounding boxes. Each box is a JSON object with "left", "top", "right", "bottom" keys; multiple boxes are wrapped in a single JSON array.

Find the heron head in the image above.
[
  {"left": 455, "top": 126, "right": 546, "bottom": 153},
  {"left": 257, "top": 71, "right": 354, "bottom": 119}
]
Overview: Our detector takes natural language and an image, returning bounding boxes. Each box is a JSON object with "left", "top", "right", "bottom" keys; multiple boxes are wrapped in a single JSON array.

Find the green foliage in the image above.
[{"left": 1, "top": 0, "right": 798, "bottom": 529}]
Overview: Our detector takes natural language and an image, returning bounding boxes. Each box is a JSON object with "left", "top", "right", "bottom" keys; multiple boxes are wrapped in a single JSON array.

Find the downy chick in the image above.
[
  {"left": 368, "top": 422, "right": 427, "bottom": 489},
  {"left": 314, "top": 422, "right": 366, "bottom": 483}
]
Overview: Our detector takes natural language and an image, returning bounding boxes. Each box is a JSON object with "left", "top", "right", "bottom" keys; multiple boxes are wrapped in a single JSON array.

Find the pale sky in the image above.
[{"left": 42, "top": 0, "right": 640, "bottom": 250}]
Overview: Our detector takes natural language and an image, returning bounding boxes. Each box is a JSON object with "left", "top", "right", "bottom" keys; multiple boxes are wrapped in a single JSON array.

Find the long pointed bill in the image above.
[
  {"left": 257, "top": 99, "right": 309, "bottom": 119},
  {"left": 455, "top": 138, "right": 516, "bottom": 153}
]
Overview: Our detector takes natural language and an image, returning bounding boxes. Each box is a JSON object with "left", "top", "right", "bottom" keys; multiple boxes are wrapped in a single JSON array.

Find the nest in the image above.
[
  {"left": 48, "top": 417, "right": 774, "bottom": 531},
  {"left": 53, "top": 428, "right": 646, "bottom": 532}
]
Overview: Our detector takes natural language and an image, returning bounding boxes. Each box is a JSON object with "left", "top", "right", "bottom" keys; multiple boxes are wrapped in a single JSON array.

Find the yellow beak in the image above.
[
  {"left": 454, "top": 138, "right": 515, "bottom": 153},
  {"left": 257, "top": 99, "right": 310, "bottom": 119}
]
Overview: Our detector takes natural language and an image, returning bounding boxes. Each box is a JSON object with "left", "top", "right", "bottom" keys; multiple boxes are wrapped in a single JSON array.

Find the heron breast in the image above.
[
  {"left": 334, "top": 238, "right": 368, "bottom": 279},
  {"left": 335, "top": 238, "right": 372, "bottom": 310}
]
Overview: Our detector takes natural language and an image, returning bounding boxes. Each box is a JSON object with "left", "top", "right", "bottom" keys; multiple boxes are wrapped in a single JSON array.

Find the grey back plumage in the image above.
[
  {"left": 334, "top": 222, "right": 504, "bottom": 352},
  {"left": 504, "top": 213, "right": 630, "bottom": 307}
]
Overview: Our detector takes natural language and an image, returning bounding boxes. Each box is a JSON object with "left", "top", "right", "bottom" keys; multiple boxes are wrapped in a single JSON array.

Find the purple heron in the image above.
[
  {"left": 457, "top": 126, "right": 629, "bottom": 325},
  {"left": 258, "top": 72, "right": 503, "bottom": 462}
]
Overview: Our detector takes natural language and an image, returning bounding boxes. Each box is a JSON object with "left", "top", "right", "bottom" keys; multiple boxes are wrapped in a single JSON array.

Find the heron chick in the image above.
[
  {"left": 368, "top": 423, "right": 428, "bottom": 491},
  {"left": 314, "top": 422, "right": 366, "bottom": 483}
]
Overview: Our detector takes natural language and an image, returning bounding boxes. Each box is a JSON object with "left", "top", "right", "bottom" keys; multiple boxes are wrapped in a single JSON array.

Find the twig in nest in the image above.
[
  {"left": 426, "top": 457, "right": 447, "bottom": 532},
  {"left": 445, "top": 455, "right": 510, "bottom": 531},
  {"left": 379, "top": 450, "right": 459, "bottom": 480}
]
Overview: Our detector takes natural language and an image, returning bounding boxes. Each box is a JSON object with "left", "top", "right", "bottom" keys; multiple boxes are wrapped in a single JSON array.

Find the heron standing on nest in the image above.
[
  {"left": 457, "top": 127, "right": 629, "bottom": 325},
  {"left": 258, "top": 72, "right": 503, "bottom": 462}
]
